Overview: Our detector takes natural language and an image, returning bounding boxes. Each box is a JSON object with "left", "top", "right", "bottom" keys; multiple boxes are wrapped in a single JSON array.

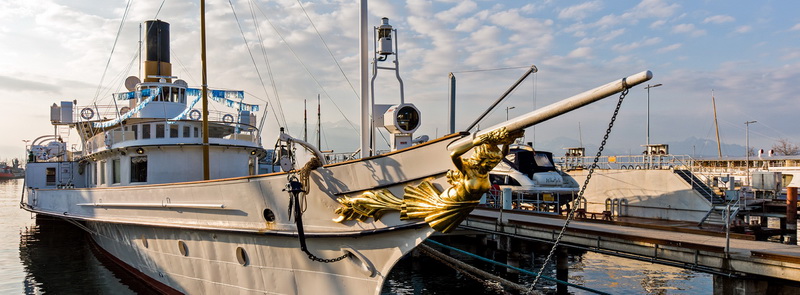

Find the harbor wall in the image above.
[{"left": 568, "top": 169, "right": 711, "bottom": 222}]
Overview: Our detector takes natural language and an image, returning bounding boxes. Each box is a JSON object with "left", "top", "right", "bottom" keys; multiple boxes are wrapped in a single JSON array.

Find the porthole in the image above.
[
  {"left": 141, "top": 235, "right": 149, "bottom": 248},
  {"left": 178, "top": 241, "right": 189, "bottom": 256},
  {"left": 236, "top": 247, "right": 249, "bottom": 266},
  {"left": 263, "top": 209, "right": 276, "bottom": 222}
]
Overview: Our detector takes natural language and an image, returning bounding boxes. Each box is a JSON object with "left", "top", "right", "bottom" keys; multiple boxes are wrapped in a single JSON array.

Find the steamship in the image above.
[{"left": 20, "top": 4, "right": 654, "bottom": 294}]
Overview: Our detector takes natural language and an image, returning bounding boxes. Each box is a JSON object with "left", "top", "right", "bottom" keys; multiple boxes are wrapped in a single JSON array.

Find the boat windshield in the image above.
[{"left": 533, "top": 152, "right": 555, "bottom": 168}]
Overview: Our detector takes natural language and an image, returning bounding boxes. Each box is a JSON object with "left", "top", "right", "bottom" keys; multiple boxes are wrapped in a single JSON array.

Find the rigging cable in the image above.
[
  {"left": 228, "top": 0, "right": 287, "bottom": 130},
  {"left": 246, "top": 0, "right": 288, "bottom": 133},
  {"left": 250, "top": 2, "right": 359, "bottom": 136},
  {"left": 294, "top": 0, "right": 360, "bottom": 101},
  {"left": 295, "top": 0, "right": 393, "bottom": 147},
  {"left": 529, "top": 82, "right": 630, "bottom": 291},
  {"left": 91, "top": 0, "right": 134, "bottom": 105}
]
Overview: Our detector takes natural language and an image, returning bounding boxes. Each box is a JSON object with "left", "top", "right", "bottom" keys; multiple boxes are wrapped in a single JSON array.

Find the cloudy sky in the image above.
[{"left": 1, "top": 0, "right": 798, "bottom": 161}]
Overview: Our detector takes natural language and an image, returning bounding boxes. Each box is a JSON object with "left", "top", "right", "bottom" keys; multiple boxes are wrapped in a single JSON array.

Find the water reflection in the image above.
[
  {"left": 18, "top": 217, "right": 144, "bottom": 294},
  {"left": 382, "top": 236, "right": 712, "bottom": 295}
]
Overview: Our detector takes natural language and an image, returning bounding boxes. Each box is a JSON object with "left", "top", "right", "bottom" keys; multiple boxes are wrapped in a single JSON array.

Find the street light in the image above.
[
  {"left": 506, "top": 106, "right": 515, "bottom": 121},
  {"left": 644, "top": 83, "right": 662, "bottom": 169},
  {"left": 745, "top": 120, "right": 757, "bottom": 182}
]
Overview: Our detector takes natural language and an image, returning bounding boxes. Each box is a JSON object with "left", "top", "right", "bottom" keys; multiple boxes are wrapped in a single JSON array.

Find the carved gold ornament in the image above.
[{"left": 333, "top": 127, "right": 522, "bottom": 233}]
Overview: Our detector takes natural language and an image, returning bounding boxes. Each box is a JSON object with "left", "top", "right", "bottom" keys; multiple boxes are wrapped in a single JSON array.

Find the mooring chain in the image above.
[{"left": 529, "top": 81, "right": 630, "bottom": 290}]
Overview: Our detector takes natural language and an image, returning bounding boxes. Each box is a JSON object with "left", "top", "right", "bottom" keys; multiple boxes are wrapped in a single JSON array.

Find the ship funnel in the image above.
[{"left": 143, "top": 20, "right": 172, "bottom": 82}]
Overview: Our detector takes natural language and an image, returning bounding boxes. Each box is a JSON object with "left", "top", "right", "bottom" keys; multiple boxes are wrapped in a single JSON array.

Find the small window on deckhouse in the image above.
[
  {"left": 112, "top": 159, "right": 121, "bottom": 184},
  {"left": 130, "top": 156, "right": 147, "bottom": 183}
]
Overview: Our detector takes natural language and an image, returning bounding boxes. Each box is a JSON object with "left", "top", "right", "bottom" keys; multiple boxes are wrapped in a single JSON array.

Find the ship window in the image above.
[
  {"left": 183, "top": 126, "right": 190, "bottom": 138},
  {"left": 45, "top": 167, "right": 56, "bottom": 185},
  {"left": 93, "top": 163, "right": 97, "bottom": 185},
  {"left": 236, "top": 247, "right": 249, "bottom": 266},
  {"left": 171, "top": 88, "right": 179, "bottom": 103},
  {"left": 169, "top": 125, "right": 179, "bottom": 138},
  {"left": 100, "top": 161, "right": 106, "bottom": 185},
  {"left": 142, "top": 124, "right": 151, "bottom": 139},
  {"left": 156, "top": 124, "right": 165, "bottom": 138},
  {"left": 178, "top": 241, "right": 189, "bottom": 256},
  {"left": 130, "top": 156, "right": 147, "bottom": 183},
  {"left": 194, "top": 127, "right": 199, "bottom": 138},
  {"left": 112, "top": 159, "right": 121, "bottom": 184},
  {"left": 131, "top": 125, "right": 138, "bottom": 139}
]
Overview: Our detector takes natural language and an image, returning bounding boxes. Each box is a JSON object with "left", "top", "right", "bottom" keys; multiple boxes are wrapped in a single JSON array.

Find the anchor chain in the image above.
[
  {"left": 529, "top": 82, "right": 630, "bottom": 289},
  {"left": 285, "top": 154, "right": 349, "bottom": 263}
]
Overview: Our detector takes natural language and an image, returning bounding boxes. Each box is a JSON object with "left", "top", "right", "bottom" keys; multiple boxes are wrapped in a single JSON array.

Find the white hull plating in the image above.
[
  {"left": 89, "top": 221, "right": 432, "bottom": 294},
  {"left": 24, "top": 136, "right": 456, "bottom": 295}
]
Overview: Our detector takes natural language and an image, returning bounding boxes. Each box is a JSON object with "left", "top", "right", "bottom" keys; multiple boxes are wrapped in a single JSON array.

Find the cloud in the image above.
[
  {"left": 671, "top": 23, "right": 706, "bottom": 37},
  {"left": 567, "top": 47, "right": 592, "bottom": 58},
  {"left": 650, "top": 19, "right": 667, "bottom": 29},
  {"left": 435, "top": 1, "right": 478, "bottom": 22},
  {"left": 612, "top": 37, "right": 662, "bottom": 52},
  {"left": 656, "top": 43, "right": 682, "bottom": 53},
  {"left": 734, "top": 25, "right": 752, "bottom": 34},
  {"left": 0, "top": 75, "right": 60, "bottom": 93},
  {"left": 703, "top": 15, "right": 735, "bottom": 24},
  {"left": 792, "top": 23, "right": 800, "bottom": 31},
  {"left": 558, "top": 1, "right": 602, "bottom": 20}
]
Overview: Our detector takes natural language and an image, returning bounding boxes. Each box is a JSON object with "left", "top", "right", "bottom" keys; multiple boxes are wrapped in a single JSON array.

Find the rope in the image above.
[
  {"left": 418, "top": 244, "right": 534, "bottom": 295},
  {"left": 426, "top": 240, "right": 610, "bottom": 294},
  {"left": 530, "top": 81, "right": 630, "bottom": 290}
]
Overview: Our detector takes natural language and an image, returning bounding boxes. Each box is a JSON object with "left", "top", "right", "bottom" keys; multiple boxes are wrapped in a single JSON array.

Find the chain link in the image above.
[
  {"left": 307, "top": 251, "right": 350, "bottom": 263},
  {"left": 529, "top": 84, "right": 629, "bottom": 290}
]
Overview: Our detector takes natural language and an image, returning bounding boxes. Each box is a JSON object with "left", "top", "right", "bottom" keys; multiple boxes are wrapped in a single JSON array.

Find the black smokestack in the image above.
[
  {"left": 143, "top": 20, "right": 172, "bottom": 82},
  {"left": 145, "top": 20, "right": 169, "bottom": 63}
]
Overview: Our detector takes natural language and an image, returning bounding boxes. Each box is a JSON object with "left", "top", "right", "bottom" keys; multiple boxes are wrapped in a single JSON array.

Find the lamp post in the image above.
[
  {"left": 745, "top": 120, "right": 757, "bottom": 183},
  {"left": 22, "top": 140, "right": 30, "bottom": 164},
  {"left": 506, "top": 106, "right": 515, "bottom": 121},
  {"left": 644, "top": 83, "right": 662, "bottom": 168}
]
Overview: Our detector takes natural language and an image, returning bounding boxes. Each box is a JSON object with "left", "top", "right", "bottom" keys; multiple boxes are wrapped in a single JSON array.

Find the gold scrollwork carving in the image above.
[{"left": 333, "top": 127, "right": 522, "bottom": 233}]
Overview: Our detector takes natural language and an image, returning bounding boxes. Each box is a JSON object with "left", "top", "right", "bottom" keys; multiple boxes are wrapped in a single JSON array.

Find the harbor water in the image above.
[{"left": 1, "top": 179, "right": 712, "bottom": 294}]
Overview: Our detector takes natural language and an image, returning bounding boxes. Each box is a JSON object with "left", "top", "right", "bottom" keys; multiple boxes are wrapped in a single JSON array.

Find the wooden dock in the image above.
[{"left": 463, "top": 208, "right": 800, "bottom": 286}]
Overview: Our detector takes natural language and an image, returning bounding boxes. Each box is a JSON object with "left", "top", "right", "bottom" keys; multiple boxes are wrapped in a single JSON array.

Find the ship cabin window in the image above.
[
  {"left": 194, "top": 127, "right": 199, "bottom": 138},
  {"left": 142, "top": 124, "right": 151, "bottom": 139},
  {"left": 93, "top": 163, "right": 97, "bottom": 185},
  {"left": 156, "top": 124, "right": 165, "bottom": 138},
  {"left": 131, "top": 125, "right": 138, "bottom": 140},
  {"left": 131, "top": 156, "right": 147, "bottom": 183},
  {"left": 45, "top": 167, "right": 56, "bottom": 185},
  {"left": 100, "top": 161, "right": 106, "bottom": 185},
  {"left": 112, "top": 159, "right": 121, "bottom": 184},
  {"left": 170, "top": 124, "right": 179, "bottom": 138},
  {"left": 183, "top": 126, "right": 190, "bottom": 138}
]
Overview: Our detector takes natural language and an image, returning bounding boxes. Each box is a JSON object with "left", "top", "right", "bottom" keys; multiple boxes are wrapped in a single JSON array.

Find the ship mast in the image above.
[
  {"left": 359, "top": 0, "right": 370, "bottom": 158},
  {"left": 200, "top": 0, "right": 210, "bottom": 180},
  {"left": 712, "top": 89, "right": 722, "bottom": 159}
]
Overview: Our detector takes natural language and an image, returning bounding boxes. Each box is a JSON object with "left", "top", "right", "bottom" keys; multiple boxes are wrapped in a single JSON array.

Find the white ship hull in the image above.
[
  {"left": 88, "top": 221, "right": 432, "bottom": 294},
  {"left": 24, "top": 136, "right": 457, "bottom": 295}
]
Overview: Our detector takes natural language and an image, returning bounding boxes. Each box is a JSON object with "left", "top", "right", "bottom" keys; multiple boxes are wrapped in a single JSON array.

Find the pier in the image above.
[{"left": 461, "top": 207, "right": 800, "bottom": 294}]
